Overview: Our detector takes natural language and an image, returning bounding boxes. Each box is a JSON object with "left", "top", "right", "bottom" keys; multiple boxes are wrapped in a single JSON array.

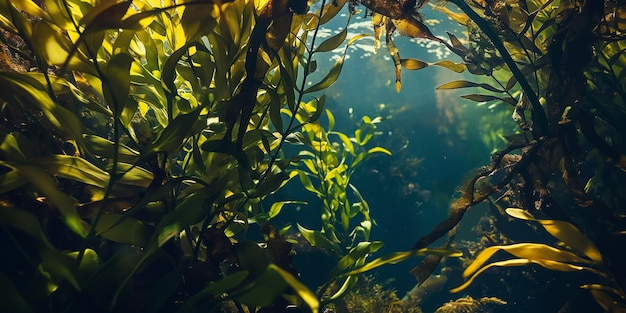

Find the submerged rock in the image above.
[{"left": 434, "top": 296, "right": 506, "bottom": 313}]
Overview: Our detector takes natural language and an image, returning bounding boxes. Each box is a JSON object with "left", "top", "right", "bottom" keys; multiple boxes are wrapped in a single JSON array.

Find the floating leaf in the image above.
[
  {"left": 433, "top": 60, "right": 466, "bottom": 73},
  {"left": 102, "top": 53, "right": 133, "bottom": 114},
  {"left": 268, "top": 201, "right": 307, "bottom": 219},
  {"left": 343, "top": 248, "right": 462, "bottom": 276},
  {"left": 83, "top": 135, "right": 139, "bottom": 162},
  {"left": 79, "top": 0, "right": 132, "bottom": 30},
  {"left": 401, "top": 58, "right": 429, "bottom": 70},
  {"left": 296, "top": 170, "right": 322, "bottom": 196},
  {"left": 333, "top": 132, "right": 354, "bottom": 155},
  {"left": 434, "top": 6, "right": 469, "bottom": 25},
  {"left": 95, "top": 214, "right": 151, "bottom": 247},
  {"left": 30, "top": 155, "right": 109, "bottom": 188},
  {"left": 31, "top": 21, "right": 95, "bottom": 74},
  {"left": 319, "top": 0, "right": 347, "bottom": 26},
  {"left": 367, "top": 147, "right": 392, "bottom": 155},
  {"left": 45, "top": 0, "right": 75, "bottom": 30},
  {"left": 454, "top": 258, "right": 602, "bottom": 294},
  {"left": 461, "top": 94, "right": 516, "bottom": 105},
  {"left": 315, "top": 26, "right": 348, "bottom": 53},
  {"left": 143, "top": 107, "right": 202, "bottom": 156},
  {"left": 437, "top": 80, "right": 504, "bottom": 92},
  {"left": 588, "top": 289, "right": 626, "bottom": 313},
  {"left": 271, "top": 264, "right": 319, "bottom": 313},
  {"left": 308, "top": 95, "right": 326, "bottom": 124},
  {"left": 329, "top": 241, "right": 384, "bottom": 278},
  {"left": 518, "top": 0, "right": 555, "bottom": 38},
  {"left": 304, "top": 57, "right": 344, "bottom": 93},
  {"left": 297, "top": 223, "right": 340, "bottom": 252}
]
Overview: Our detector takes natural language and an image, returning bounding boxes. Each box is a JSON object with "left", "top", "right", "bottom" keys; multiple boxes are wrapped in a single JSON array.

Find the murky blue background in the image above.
[{"left": 269, "top": 5, "right": 504, "bottom": 297}]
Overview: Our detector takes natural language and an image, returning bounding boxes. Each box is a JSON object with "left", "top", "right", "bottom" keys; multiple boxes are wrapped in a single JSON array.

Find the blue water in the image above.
[{"left": 273, "top": 5, "right": 493, "bottom": 296}]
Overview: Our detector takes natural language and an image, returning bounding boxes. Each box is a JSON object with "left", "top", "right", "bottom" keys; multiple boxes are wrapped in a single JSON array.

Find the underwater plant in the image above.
[
  {"left": 451, "top": 208, "right": 624, "bottom": 311},
  {"left": 0, "top": 0, "right": 461, "bottom": 312},
  {"left": 434, "top": 295, "right": 506, "bottom": 313},
  {"left": 2, "top": 0, "right": 626, "bottom": 312},
  {"left": 385, "top": 0, "right": 626, "bottom": 311}
]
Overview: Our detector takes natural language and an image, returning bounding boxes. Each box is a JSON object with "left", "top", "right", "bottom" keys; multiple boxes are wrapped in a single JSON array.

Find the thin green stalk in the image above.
[{"left": 237, "top": 0, "right": 328, "bottom": 213}]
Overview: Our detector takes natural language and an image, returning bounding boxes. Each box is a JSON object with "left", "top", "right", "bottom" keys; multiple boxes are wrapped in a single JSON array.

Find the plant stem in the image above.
[{"left": 449, "top": 0, "right": 549, "bottom": 136}]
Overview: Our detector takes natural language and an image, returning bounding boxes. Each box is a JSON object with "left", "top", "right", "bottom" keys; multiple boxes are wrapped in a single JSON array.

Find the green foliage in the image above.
[
  {"left": 292, "top": 108, "right": 390, "bottom": 255},
  {"left": 0, "top": 0, "right": 464, "bottom": 312},
  {"left": 386, "top": 1, "right": 626, "bottom": 310},
  {"left": 0, "top": 0, "right": 334, "bottom": 311}
]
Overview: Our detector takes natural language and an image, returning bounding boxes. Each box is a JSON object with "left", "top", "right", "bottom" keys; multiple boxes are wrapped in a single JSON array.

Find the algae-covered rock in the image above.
[{"left": 434, "top": 296, "right": 506, "bottom": 313}]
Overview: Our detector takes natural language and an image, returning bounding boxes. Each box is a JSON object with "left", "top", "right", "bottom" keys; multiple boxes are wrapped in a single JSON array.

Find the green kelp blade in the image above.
[
  {"left": 15, "top": 165, "right": 87, "bottom": 237},
  {"left": 83, "top": 135, "right": 139, "bottom": 163},
  {"left": 460, "top": 94, "right": 517, "bottom": 105},
  {"left": 343, "top": 248, "right": 462, "bottom": 276},
  {"left": 111, "top": 190, "right": 210, "bottom": 305},
  {"left": 367, "top": 146, "right": 392, "bottom": 155},
  {"left": 296, "top": 224, "right": 341, "bottom": 252},
  {"left": 506, "top": 208, "right": 603, "bottom": 263},
  {"left": 271, "top": 264, "right": 319, "bottom": 313},
  {"left": 29, "top": 155, "right": 110, "bottom": 188},
  {"left": 103, "top": 53, "right": 134, "bottom": 115},
  {"left": 329, "top": 241, "right": 384, "bottom": 278},
  {"left": 268, "top": 201, "right": 307, "bottom": 219},
  {"left": 94, "top": 214, "right": 151, "bottom": 247},
  {"left": 143, "top": 106, "right": 203, "bottom": 157},
  {"left": 304, "top": 57, "right": 343, "bottom": 93},
  {"left": 327, "top": 275, "right": 359, "bottom": 302},
  {"left": 315, "top": 24, "right": 348, "bottom": 53},
  {"left": 231, "top": 266, "right": 289, "bottom": 307},
  {"left": 436, "top": 80, "right": 504, "bottom": 92}
]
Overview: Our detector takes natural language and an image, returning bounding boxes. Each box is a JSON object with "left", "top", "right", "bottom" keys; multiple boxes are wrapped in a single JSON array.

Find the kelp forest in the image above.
[{"left": 0, "top": 0, "right": 625, "bottom": 312}]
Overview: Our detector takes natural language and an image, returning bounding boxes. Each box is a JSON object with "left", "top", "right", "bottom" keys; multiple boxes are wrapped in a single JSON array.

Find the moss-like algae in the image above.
[{"left": 434, "top": 296, "right": 506, "bottom": 313}]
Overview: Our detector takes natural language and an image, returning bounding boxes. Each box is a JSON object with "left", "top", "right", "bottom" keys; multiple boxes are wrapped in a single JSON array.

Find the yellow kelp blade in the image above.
[
  {"left": 343, "top": 248, "right": 462, "bottom": 276},
  {"left": 506, "top": 208, "right": 603, "bottom": 263},
  {"left": 451, "top": 259, "right": 532, "bottom": 293},
  {"left": 452, "top": 258, "right": 603, "bottom": 293},
  {"left": 462, "top": 243, "right": 596, "bottom": 278}
]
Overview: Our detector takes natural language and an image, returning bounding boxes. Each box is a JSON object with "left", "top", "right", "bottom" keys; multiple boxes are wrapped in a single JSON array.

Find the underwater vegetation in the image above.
[
  {"left": 1, "top": 0, "right": 626, "bottom": 312},
  {"left": 321, "top": 275, "right": 424, "bottom": 313},
  {"left": 434, "top": 296, "right": 507, "bottom": 313}
]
